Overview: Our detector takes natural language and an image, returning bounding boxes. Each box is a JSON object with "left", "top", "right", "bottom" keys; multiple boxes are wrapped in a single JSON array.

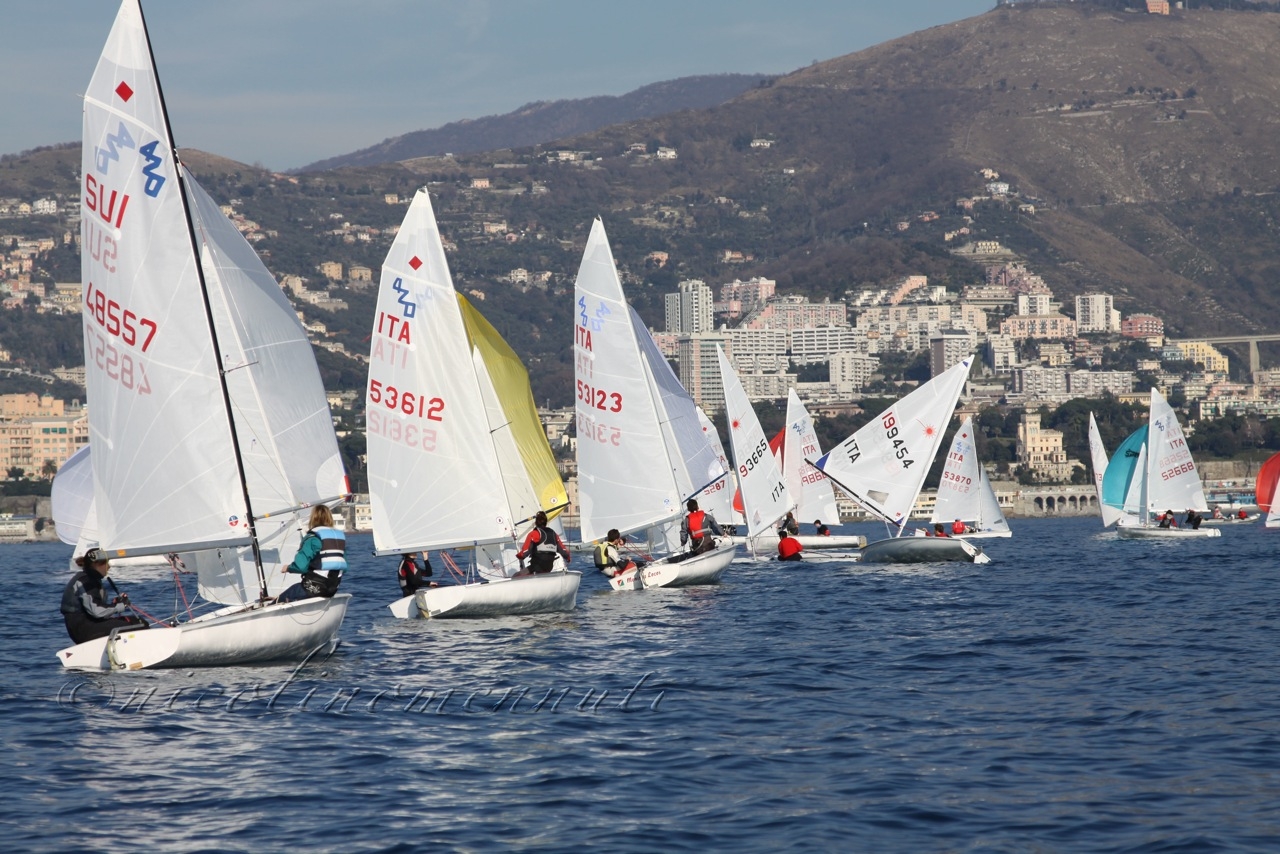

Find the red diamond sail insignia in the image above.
[
  {"left": 115, "top": 81, "right": 134, "bottom": 102},
  {"left": 408, "top": 256, "right": 423, "bottom": 271}
]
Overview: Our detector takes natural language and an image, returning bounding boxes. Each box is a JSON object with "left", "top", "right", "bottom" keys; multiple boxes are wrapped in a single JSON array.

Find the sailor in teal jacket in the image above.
[{"left": 278, "top": 505, "right": 347, "bottom": 602}]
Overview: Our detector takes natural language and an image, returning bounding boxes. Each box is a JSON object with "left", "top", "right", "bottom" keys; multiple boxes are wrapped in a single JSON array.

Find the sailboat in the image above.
[
  {"left": 929, "top": 416, "right": 1011, "bottom": 539},
  {"left": 1108, "top": 389, "right": 1221, "bottom": 539},
  {"left": 812, "top": 358, "right": 987, "bottom": 563},
  {"left": 371, "top": 190, "right": 580, "bottom": 619},
  {"left": 59, "top": 0, "right": 351, "bottom": 670},
  {"left": 1244, "top": 450, "right": 1280, "bottom": 526},
  {"left": 1088, "top": 412, "right": 1133, "bottom": 528},
  {"left": 573, "top": 219, "right": 736, "bottom": 587},
  {"left": 723, "top": 389, "right": 863, "bottom": 551},
  {"left": 715, "top": 346, "right": 793, "bottom": 555}
]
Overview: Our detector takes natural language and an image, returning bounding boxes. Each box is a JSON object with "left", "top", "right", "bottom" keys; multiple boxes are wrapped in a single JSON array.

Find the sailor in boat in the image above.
[
  {"left": 777, "top": 511, "right": 800, "bottom": 536},
  {"left": 777, "top": 530, "right": 804, "bottom": 562},
  {"left": 925, "top": 523, "right": 950, "bottom": 538},
  {"left": 397, "top": 552, "right": 438, "bottom": 595},
  {"left": 1184, "top": 509, "right": 1203, "bottom": 530},
  {"left": 1157, "top": 510, "right": 1177, "bottom": 529},
  {"left": 680, "top": 498, "right": 723, "bottom": 557},
  {"left": 951, "top": 519, "right": 971, "bottom": 536},
  {"left": 278, "top": 506, "right": 347, "bottom": 602},
  {"left": 593, "top": 529, "right": 642, "bottom": 577},
  {"left": 516, "top": 511, "right": 572, "bottom": 575},
  {"left": 1238, "top": 509, "right": 1249, "bottom": 520},
  {"left": 60, "top": 549, "right": 149, "bottom": 644},
  {"left": 813, "top": 520, "right": 831, "bottom": 536},
  {"left": 1212, "top": 505, "right": 1224, "bottom": 520}
]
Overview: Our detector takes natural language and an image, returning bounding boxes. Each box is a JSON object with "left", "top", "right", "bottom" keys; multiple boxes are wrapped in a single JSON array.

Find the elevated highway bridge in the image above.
[{"left": 1166, "top": 334, "right": 1280, "bottom": 374}]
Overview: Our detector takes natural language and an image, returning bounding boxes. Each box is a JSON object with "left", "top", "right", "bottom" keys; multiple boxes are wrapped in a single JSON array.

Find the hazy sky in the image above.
[{"left": 4, "top": 0, "right": 993, "bottom": 171}]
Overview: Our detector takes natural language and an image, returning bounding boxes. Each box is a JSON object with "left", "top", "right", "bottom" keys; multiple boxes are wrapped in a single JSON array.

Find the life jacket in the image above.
[
  {"left": 529, "top": 526, "right": 560, "bottom": 572},
  {"left": 687, "top": 510, "right": 708, "bottom": 540},
  {"left": 952, "top": 520, "right": 967, "bottom": 535},
  {"left": 593, "top": 541, "right": 612, "bottom": 569},
  {"left": 778, "top": 537, "right": 803, "bottom": 560},
  {"left": 306, "top": 527, "right": 348, "bottom": 573}
]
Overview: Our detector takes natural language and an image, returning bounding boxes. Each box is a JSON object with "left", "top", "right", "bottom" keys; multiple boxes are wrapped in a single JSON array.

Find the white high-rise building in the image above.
[
  {"left": 664, "top": 279, "right": 715, "bottom": 333},
  {"left": 1074, "top": 293, "right": 1121, "bottom": 333}
]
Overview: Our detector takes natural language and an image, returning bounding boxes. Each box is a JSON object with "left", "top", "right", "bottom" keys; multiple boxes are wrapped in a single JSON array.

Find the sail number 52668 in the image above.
[{"left": 368, "top": 379, "right": 443, "bottom": 420}]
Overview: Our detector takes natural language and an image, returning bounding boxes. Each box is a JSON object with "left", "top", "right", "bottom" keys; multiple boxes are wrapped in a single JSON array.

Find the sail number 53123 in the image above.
[
  {"left": 368, "top": 379, "right": 443, "bottom": 420},
  {"left": 576, "top": 380, "right": 622, "bottom": 413}
]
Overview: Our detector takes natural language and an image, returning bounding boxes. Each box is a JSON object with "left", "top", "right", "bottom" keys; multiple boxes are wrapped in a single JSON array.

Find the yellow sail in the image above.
[{"left": 458, "top": 294, "right": 569, "bottom": 520}]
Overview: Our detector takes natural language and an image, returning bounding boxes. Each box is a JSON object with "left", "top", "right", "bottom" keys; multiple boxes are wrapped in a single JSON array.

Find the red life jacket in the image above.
[
  {"left": 952, "top": 520, "right": 966, "bottom": 535},
  {"left": 687, "top": 510, "right": 707, "bottom": 540},
  {"left": 778, "top": 537, "right": 803, "bottom": 559}
]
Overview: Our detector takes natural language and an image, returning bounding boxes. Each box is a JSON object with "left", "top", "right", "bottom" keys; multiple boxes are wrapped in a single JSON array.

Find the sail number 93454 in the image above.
[
  {"left": 368, "top": 379, "right": 443, "bottom": 420},
  {"left": 882, "top": 413, "right": 913, "bottom": 469}
]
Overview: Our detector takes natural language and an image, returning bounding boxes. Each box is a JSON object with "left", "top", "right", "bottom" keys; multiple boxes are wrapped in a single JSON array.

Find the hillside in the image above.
[
  {"left": 11, "top": 4, "right": 1280, "bottom": 406},
  {"left": 298, "top": 74, "right": 772, "bottom": 172}
]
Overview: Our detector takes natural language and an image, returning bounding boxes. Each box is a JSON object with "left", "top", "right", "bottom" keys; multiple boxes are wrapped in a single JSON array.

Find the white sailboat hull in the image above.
[
  {"left": 389, "top": 571, "right": 581, "bottom": 619},
  {"left": 1201, "top": 515, "right": 1259, "bottom": 525},
  {"left": 728, "top": 533, "right": 866, "bottom": 551},
  {"left": 860, "top": 536, "right": 989, "bottom": 564},
  {"left": 954, "top": 530, "right": 1013, "bottom": 540},
  {"left": 57, "top": 594, "right": 351, "bottom": 671},
  {"left": 1115, "top": 525, "right": 1222, "bottom": 539},
  {"left": 640, "top": 541, "right": 737, "bottom": 588}
]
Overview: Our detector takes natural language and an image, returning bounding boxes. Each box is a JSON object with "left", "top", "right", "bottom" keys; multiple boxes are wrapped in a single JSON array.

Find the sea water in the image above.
[{"left": 3, "top": 517, "right": 1279, "bottom": 851}]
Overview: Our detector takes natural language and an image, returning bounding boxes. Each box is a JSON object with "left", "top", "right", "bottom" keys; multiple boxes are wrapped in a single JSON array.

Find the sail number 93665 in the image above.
[
  {"left": 738, "top": 438, "right": 769, "bottom": 478},
  {"left": 368, "top": 379, "right": 443, "bottom": 420}
]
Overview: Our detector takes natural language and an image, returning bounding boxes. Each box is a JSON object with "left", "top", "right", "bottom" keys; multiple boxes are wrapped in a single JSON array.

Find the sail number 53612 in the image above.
[{"left": 368, "top": 379, "right": 443, "bottom": 420}]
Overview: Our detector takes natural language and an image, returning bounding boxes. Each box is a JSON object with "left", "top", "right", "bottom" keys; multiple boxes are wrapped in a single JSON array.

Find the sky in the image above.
[{"left": 3, "top": 0, "right": 994, "bottom": 172}]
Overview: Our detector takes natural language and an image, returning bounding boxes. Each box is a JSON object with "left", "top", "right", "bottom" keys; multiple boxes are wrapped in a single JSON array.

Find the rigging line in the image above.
[
  {"left": 140, "top": 0, "right": 268, "bottom": 602},
  {"left": 166, "top": 553, "right": 194, "bottom": 620}
]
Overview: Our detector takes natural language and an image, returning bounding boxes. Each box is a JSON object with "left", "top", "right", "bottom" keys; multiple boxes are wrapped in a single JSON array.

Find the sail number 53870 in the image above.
[{"left": 368, "top": 379, "right": 443, "bottom": 420}]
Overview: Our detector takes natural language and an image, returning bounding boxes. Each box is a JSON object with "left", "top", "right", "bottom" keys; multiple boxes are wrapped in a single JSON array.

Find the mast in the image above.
[{"left": 135, "top": 0, "right": 267, "bottom": 598}]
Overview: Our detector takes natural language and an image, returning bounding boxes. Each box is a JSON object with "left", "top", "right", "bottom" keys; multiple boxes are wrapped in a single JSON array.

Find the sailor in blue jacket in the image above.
[{"left": 278, "top": 505, "right": 347, "bottom": 602}]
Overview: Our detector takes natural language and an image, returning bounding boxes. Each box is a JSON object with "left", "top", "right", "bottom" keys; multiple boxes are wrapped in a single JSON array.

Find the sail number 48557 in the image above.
[
  {"left": 368, "top": 379, "right": 443, "bottom": 420},
  {"left": 84, "top": 282, "right": 158, "bottom": 352}
]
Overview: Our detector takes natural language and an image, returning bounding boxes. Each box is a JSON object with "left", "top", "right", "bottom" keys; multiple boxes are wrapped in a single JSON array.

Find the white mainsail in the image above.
[
  {"left": 82, "top": 0, "right": 344, "bottom": 605},
  {"left": 573, "top": 219, "right": 681, "bottom": 542},
  {"left": 716, "top": 346, "right": 791, "bottom": 538},
  {"left": 1145, "top": 388, "right": 1209, "bottom": 515},
  {"left": 814, "top": 358, "right": 972, "bottom": 532},
  {"left": 366, "top": 189, "right": 512, "bottom": 554},
  {"left": 1089, "top": 413, "right": 1121, "bottom": 527},
  {"left": 82, "top": 0, "right": 248, "bottom": 558},
  {"left": 930, "top": 415, "right": 982, "bottom": 525},
  {"left": 782, "top": 389, "right": 839, "bottom": 526}
]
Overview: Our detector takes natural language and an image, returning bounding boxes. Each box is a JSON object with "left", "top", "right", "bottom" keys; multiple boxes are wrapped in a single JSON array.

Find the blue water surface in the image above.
[{"left": 3, "top": 517, "right": 1279, "bottom": 852}]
